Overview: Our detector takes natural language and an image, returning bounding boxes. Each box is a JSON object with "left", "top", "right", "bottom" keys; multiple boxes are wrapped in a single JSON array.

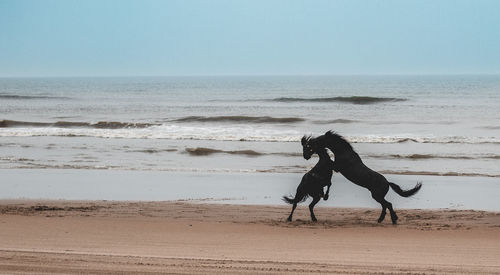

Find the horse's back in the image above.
[
  {"left": 329, "top": 135, "right": 388, "bottom": 189},
  {"left": 341, "top": 162, "right": 387, "bottom": 188}
]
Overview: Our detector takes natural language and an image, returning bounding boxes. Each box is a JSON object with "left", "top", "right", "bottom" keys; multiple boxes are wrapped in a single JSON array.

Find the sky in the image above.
[{"left": 0, "top": 0, "right": 499, "bottom": 77}]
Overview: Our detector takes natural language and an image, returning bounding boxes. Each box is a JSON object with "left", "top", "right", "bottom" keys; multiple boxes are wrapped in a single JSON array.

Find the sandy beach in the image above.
[
  {"left": 2, "top": 0, "right": 500, "bottom": 273},
  {"left": 1, "top": 200, "right": 499, "bottom": 274}
]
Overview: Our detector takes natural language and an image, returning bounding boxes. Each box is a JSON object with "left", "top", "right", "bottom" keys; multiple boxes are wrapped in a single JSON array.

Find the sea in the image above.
[{"left": 1, "top": 75, "right": 500, "bottom": 208}]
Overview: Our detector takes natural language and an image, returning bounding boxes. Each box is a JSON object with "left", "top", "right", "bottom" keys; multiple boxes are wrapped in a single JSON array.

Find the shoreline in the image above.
[{"left": 1, "top": 200, "right": 499, "bottom": 274}]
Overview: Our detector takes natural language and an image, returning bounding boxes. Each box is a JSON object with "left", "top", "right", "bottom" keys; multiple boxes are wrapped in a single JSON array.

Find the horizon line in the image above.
[{"left": 1, "top": 72, "right": 500, "bottom": 79}]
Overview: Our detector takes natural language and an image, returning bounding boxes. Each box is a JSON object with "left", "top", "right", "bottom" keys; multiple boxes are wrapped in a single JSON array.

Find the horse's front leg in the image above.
[
  {"left": 323, "top": 182, "right": 332, "bottom": 200},
  {"left": 309, "top": 195, "right": 321, "bottom": 222}
]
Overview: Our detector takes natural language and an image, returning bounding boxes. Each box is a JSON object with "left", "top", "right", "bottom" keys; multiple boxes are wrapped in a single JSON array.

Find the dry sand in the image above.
[{"left": 1, "top": 200, "right": 499, "bottom": 274}]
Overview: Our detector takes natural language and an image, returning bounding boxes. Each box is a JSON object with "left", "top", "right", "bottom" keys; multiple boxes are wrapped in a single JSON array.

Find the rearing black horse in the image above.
[
  {"left": 283, "top": 136, "right": 334, "bottom": 222},
  {"left": 305, "top": 131, "right": 422, "bottom": 224}
]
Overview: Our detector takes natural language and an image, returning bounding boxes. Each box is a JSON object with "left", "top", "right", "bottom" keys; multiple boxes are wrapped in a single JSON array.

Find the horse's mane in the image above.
[{"left": 319, "top": 130, "right": 354, "bottom": 153}]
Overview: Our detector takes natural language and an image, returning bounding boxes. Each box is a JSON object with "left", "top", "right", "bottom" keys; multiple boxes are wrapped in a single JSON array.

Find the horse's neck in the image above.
[
  {"left": 326, "top": 141, "right": 362, "bottom": 162},
  {"left": 325, "top": 137, "right": 346, "bottom": 155},
  {"left": 316, "top": 149, "right": 330, "bottom": 161}
]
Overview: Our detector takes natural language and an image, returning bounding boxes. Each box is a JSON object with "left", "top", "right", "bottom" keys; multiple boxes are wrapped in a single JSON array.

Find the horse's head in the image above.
[
  {"left": 302, "top": 131, "right": 348, "bottom": 159},
  {"left": 301, "top": 135, "right": 312, "bottom": 159},
  {"left": 301, "top": 135, "right": 320, "bottom": 160}
]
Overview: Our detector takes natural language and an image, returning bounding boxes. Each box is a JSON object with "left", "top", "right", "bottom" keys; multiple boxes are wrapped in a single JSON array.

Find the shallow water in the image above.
[{"left": 2, "top": 169, "right": 499, "bottom": 211}]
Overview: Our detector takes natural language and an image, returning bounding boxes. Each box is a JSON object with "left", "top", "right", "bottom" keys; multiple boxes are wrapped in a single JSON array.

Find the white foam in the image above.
[
  {"left": 1, "top": 126, "right": 499, "bottom": 144},
  {"left": 0, "top": 125, "right": 301, "bottom": 142},
  {"left": 347, "top": 135, "right": 500, "bottom": 144}
]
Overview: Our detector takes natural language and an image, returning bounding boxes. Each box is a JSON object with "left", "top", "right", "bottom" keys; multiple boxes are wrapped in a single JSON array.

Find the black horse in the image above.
[
  {"left": 305, "top": 131, "right": 422, "bottom": 224},
  {"left": 283, "top": 136, "right": 334, "bottom": 222}
]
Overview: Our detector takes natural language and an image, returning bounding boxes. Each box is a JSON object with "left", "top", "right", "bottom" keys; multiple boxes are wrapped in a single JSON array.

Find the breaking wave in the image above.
[
  {"left": 0, "top": 119, "right": 159, "bottom": 129},
  {"left": 173, "top": 116, "right": 305, "bottom": 124},
  {"left": 0, "top": 124, "right": 499, "bottom": 144},
  {"left": 269, "top": 96, "right": 407, "bottom": 104},
  {"left": 0, "top": 125, "right": 301, "bottom": 142}
]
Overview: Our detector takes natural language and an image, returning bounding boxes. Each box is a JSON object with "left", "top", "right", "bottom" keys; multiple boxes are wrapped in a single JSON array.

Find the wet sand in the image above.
[{"left": 1, "top": 200, "right": 499, "bottom": 274}]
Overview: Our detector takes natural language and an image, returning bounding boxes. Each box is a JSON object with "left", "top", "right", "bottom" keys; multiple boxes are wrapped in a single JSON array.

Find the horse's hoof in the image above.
[
  {"left": 287, "top": 218, "right": 292, "bottom": 222},
  {"left": 311, "top": 218, "right": 318, "bottom": 222},
  {"left": 377, "top": 218, "right": 384, "bottom": 223},
  {"left": 323, "top": 195, "right": 329, "bottom": 200},
  {"left": 392, "top": 220, "right": 398, "bottom": 225}
]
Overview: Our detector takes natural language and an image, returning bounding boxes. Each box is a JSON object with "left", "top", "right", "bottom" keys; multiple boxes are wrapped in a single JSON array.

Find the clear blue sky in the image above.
[{"left": 1, "top": 0, "right": 499, "bottom": 77}]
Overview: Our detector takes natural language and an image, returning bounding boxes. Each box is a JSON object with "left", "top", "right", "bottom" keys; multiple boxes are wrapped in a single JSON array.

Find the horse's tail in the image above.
[
  {"left": 388, "top": 181, "right": 422, "bottom": 197},
  {"left": 282, "top": 193, "right": 309, "bottom": 204}
]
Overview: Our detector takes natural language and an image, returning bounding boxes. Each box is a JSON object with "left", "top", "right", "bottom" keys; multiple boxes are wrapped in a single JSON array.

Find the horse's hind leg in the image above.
[
  {"left": 372, "top": 194, "right": 398, "bottom": 224},
  {"left": 373, "top": 196, "right": 387, "bottom": 223},
  {"left": 287, "top": 202, "right": 297, "bottom": 222},
  {"left": 381, "top": 198, "right": 397, "bottom": 224},
  {"left": 287, "top": 187, "right": 306, "bottom": 222},
  {"left": 386, "top": 200, "right": 398, "bottom": 224},
  {"left": 309, "top": 195, "right": 321, "bottom": 222},
  {"left": 371, "top": 183, "right": 398, "bottom": 224}
]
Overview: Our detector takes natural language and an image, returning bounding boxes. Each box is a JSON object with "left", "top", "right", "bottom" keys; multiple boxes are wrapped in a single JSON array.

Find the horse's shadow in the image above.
[
  {"left": 265, "top": 208, "right": 391, "bottom": 229},
  {"left": 266, "top": 219, "right": 386, "bottom": 229}
]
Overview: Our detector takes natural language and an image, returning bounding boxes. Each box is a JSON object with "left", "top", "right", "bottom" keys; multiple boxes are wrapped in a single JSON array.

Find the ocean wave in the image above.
[
  {"left": 0, "top": 94, "right": 70, "bottom": 100},
  {"left": 3, "top": 159, "right": 498, "bottom": 177},
  {"left": 269, "top": 96, "right": 407, "bottom": 104},
  {"left": 348, "top": 136, "right": 500, "bottom": 144},
  {"left": 127, "top": 148, "right": 178, "bottom": 154},
  {"left": 368, "top": 154, "right": 500, "bottom": 160},
  {"left": 10, "top": 163, "right": 124, "bottom": 170},
  {"left": 3, "top": 164, "right": 263, "bottom": 173},
  {"left": 481, "top": 126, "right": 500, "bottom": 130},
  {"left": 313, "top": 119, "right": 460, "bottom": 125},
  {"left": 376, "top": 154, "right": 473, "bottom": 160},
  {"left": 1, "top": 126, "right": 499, "bottom": 144},
  {"left": 313, "top": 119, "right": 359, "bottom": 124},
  {"left": 0, "top": 156, "right": 35, "bottom": 162},
  {"left": 0, "top": 119, "right": 159, "bottom": 129},
  {"left": 0, "top": 125, "right": 301, "bottom": 142},
  {"left": 173, "top": 116, "right": 305, "bottom": 124},
  {"left": 185, "top": 147, "right": 301, "bottom": 157},
  {"left": 379, "top": 170, "right": 500, "bottom": 178},
  {"left": 185, "top": 147, "right": 263, "bottom": 156}
]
